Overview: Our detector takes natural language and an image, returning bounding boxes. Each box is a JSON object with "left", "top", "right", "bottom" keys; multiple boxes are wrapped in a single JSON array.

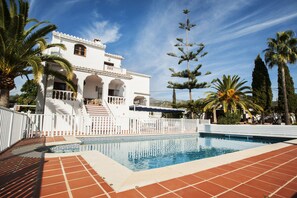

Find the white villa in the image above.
[{"left": 36, "top": 31, "right": 151, "bottom": 118}]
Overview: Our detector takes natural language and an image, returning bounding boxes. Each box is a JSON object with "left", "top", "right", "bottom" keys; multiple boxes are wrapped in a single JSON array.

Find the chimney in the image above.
[{"left": 94, "top": 38, "right": 101, "bottom": 43}]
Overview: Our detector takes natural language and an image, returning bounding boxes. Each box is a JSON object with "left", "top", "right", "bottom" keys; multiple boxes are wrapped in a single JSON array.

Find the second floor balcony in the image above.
[
  {"left": 104, "top": 65, "right": 126, "bottom": 74},
  {"left": 51, "top": 90, "right": 77, "bottom": 101}
]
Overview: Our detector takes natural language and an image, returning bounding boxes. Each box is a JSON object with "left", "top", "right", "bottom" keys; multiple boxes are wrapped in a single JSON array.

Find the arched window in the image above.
[{"left": 74, "top": 44, "right": 86, "bottom": 56}]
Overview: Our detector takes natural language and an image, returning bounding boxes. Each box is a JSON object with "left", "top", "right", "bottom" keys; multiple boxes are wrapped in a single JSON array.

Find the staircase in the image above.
[{"left": 85, "top": 105, "right": 110, "bottom": 117}]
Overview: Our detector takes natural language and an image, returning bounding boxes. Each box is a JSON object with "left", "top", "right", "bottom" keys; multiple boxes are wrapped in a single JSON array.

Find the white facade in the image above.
[{"left": 36, "top": 31, "right": 150, "bottom": 117}]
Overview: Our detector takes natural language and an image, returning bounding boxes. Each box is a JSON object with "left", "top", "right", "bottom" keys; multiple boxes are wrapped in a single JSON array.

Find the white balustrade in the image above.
[
  {"left": 107, "top": 96, "right": 126, "bottom": 105},
  {"left": 52, "top": 90, "right": 77, "bottom": 101},
  {"left": 104, "top": 65, "right": 126, "bottom": 74}
]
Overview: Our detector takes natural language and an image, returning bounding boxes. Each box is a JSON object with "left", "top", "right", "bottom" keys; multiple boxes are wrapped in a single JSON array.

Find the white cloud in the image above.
[
  {"left": 81, "top": 21, "right": 121, "bottom": 44},
  {"left": 64, "top": 0, "right": 81, "bottom": 5},
  {"left": 212, "top": 12, "right": 297, "bottom": 44}
]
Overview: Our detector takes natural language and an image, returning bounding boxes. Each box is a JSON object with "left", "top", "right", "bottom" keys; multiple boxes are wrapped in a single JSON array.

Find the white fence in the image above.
[
  {"left": 27, "top": 114, "right": 210, "bottom": 137},
  {"left": 198, "top": 124, "right": 297, "bottom": 138},
  {"left": 0, "top": 107, "right": 30, "bottom": 152}
]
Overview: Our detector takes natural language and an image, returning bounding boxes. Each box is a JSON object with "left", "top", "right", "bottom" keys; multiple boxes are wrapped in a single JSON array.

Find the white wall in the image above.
[
  {"left": 198, "top": 124, "right": 297, "bottom": 138},
  {"left": 53, "top": 37, "right": 104, "bottom": 70},
  {"left": 128, "top": 72, "right": 150, "bottom": 106},
  {"left": 44, "top": 98, "right": 81, "bottom": 115}
]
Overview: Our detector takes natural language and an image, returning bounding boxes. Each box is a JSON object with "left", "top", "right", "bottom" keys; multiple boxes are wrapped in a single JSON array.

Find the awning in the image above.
[{"left": 129, "top": 105, "right": 185, "bottom": 113}]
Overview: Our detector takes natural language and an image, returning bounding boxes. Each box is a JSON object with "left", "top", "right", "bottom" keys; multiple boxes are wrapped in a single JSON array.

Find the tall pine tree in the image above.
[
  {"left": 167, "top": 9, "right": 210, "bottom": 118},
  {"left": 252, "top": 55, "right": 272, "bottom": 123},
  {"left": 277, "top": 65, "right": 297, "bottom": 114}
]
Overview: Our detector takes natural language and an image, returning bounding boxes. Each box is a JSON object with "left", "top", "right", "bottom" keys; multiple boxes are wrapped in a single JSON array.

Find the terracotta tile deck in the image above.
[{"left": 0, "top": 137, "right": 297, "bottom": 198}]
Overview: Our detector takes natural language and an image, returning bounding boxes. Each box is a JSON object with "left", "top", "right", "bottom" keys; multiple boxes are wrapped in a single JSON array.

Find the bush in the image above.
[{"left": 218, "top": 112, "right": 241, "bottom": 124}]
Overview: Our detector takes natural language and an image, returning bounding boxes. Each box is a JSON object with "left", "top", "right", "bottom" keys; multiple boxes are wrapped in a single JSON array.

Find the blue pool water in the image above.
[{"left": 48, "top": 134, "right": 285, "bottom": 171}]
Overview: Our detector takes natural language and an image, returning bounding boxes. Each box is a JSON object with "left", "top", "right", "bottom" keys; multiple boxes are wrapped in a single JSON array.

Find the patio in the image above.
[{"left": 0, "top": 136, "right": 296, "bottom": 198}]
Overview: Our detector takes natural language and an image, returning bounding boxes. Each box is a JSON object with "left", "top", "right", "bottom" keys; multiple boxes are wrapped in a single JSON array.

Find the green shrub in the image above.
[{"left": 218, "top": 112, "right": 241, "bottom": 124}]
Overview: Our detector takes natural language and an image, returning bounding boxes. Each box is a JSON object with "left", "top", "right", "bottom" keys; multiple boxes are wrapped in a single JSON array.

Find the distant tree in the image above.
[
  {"left": 277, "top": 65, "right": 297, "bottom": 114},
  {"left": 9, "top": 94, "right": 19, "bottom": 108},
  {"left": 264, "top": 30, "right": 297, "bottom": 125},
  {"left": 204, "top": 75, "right": 263, "bottom": 122},
  {"left": 251, "top": 55, "right": 272, "bottom": 123},
  {"left": 167, "top": 9, "right": 211, "bottom": 118},
  {"left": 16, "top": 80, "right": 38, "bottom": 105},
  {"left": 185, "top": 99, "right": 205, "bottom": 119}
]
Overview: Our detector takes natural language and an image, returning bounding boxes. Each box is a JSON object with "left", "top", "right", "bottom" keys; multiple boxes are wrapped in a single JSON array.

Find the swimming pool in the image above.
[{"left": 48, "top": 134, "right": 285, "bottom": 171}]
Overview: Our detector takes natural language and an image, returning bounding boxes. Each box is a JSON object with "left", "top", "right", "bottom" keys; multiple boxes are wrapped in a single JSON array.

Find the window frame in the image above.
[{"left": 74, "top": 44, "right": 86, "bottom": 57}]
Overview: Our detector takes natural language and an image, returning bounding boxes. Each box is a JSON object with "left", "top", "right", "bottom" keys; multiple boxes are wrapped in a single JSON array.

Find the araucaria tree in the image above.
[
  {"left": 0, "top": 0, "right": 73, "bottom": 108},
  {"left": 251, "top": 55, "right": 272, "bottom": 123},
  {"left": 167, "top": 9, "right": 210, "bottom": 118},
  {"left": 264, "top": 30, "right": 297, "bottom": 125}
]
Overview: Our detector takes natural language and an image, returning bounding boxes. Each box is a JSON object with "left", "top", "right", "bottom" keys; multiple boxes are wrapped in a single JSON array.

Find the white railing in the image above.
[
  {"left": 52, "top": 90, "right": 77, "bottom": 101},
  {"left": 198, "top": 124, "right": 297, "bottom": 138},
  {"left": 107, "top": 96, "right": 126, "bottom": 105},
  {"left": 27, "top": 114, "right": 207, "bottom": 137},
  {"left": 127, "top": 118, "right": 198, "bottom": 135},
  {"left": 103, "top": 99, "right": 115, "bottom": 118},
  {"left": 0, "top": 107, "right": 30, "bottom": 152},
  {"left": 104, "top": 65, "right": 126, "bottom": 74}
]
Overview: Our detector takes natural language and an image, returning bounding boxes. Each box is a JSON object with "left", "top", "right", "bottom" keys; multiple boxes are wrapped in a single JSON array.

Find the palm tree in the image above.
[
  {"left": 204, "top": 75, "right": 263, "bottom": 123},
  {"left": 0, "top": 0, "right": 73, "bottom": 108},
  {"left": 264, "top": 30, "right": 297, "bottom": 125}
]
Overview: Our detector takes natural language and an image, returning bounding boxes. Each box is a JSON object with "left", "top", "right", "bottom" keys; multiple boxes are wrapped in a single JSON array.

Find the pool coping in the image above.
[{"left": 44, "top": 136, "right": 297, "bottom": 192}]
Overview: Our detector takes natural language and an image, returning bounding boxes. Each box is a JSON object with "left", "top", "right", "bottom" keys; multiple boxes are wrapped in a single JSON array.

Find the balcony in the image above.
[
  {"left": 50, "top": 51, "right": 62, "bottom": 56},
  {"left": 51, "top": 90, "right": 77, "bottom": 101},
  {"left": 107, "top": 96, "right": 125, "bottom": 105},
  {"left": 104, "top": 65, "right": 126, "bottom": 74}
]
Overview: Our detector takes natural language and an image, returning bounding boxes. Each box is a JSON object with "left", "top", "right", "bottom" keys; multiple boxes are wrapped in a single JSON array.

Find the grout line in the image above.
[
  {"left": 40, "top": 190, "right": 69, "bottom": 198},
  {"left": 153, "top": 191, "right": 182, "bottom": 198},
  {"left": 269, "top": 175, "right": 297, "bottom": 197},
  {"left": 214, "top": 147, "right": 297, "bottom": 197},
  {"left": 133, "top": 188, "right": 147, "bottom": 198},
  {"left": 59, "top": 157, "right": 73, "bottom": 198},
  {"left": 155, "top": 182, "right": 183, "bottom": 198},
  {"left": 70, "top": 183, "right": 106, "bottom": 194},
  {"left": 75, "top": 155, "right": 110, "bottom": 197},
  {"left": 41, "top": 181, "right": 65, "bottom": 188}
]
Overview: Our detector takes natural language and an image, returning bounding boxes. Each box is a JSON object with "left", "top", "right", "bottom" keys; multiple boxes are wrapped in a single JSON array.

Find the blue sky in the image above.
[{"left": 14, "top": 0, "right": 297, "bottom": 101}]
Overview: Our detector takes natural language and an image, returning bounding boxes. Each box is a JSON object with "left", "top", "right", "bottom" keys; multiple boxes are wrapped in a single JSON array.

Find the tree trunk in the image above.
[
  {"left": 41, "top": 74, "right": 49, "bottom": 114},
  {"left": 281, "top": 65, "right": 290, "bottom": 125},
  {"left": 0, "top": 75, "right": 15, "bottom": 108},
  {"left": 0, "top": 89, "right": 10, "bottom": 108},
  {"left": 213, "top": 108, "right": 217, "bottom": 124},
  {"left": 189, "top": 89, "right": 194, "bottom": 119}
]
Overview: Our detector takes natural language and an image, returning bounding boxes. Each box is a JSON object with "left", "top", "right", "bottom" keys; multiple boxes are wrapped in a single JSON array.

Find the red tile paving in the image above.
[{"left": 0, "top": 137, "right": 297, "bottom": 198}]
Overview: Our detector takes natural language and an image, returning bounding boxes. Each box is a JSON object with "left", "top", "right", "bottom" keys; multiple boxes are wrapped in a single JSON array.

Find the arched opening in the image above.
[
  {"left": 74, "top": 44, "right": 86, "bottom": 56},
  {"left": 108, "top": 79, "right": 125, "bottom": 105},
  {"left": 83, "top": 75, "right": 103, "bottom": 105},
  {"left": 133, "top": 96, "right": 147, "bottom": 106}
]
